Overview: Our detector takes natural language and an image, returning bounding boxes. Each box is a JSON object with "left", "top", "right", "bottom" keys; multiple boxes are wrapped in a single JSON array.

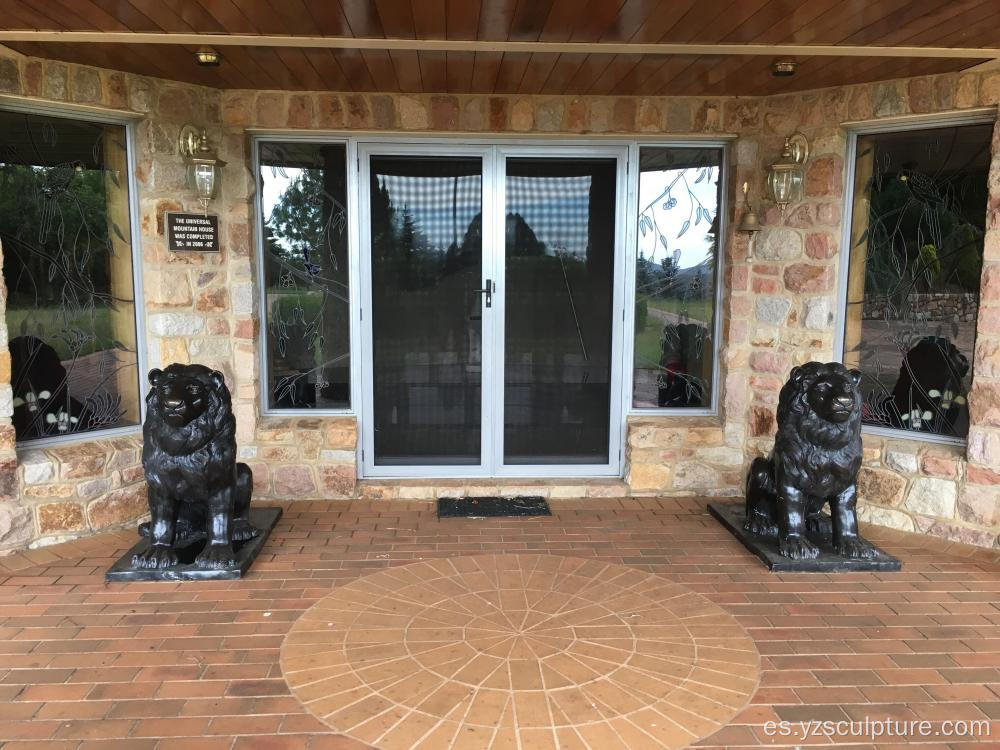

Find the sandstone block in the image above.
[
  {"left": 755, "top": 297, "right": 790, "bottom": 326},
  {"left": 0, "top": 502, "right": 32, "bottom": 549},
  {"left": 958, "top": 485, "right": 1000, "bottom": 527},
  {"left": 904, "top": 477, "right": 957, "bottom": 518},
  {"left": 77, "top": 477, "right": 113, "bottom": 499},
  {"left": 0, "top": 58, "right": 19, "bottom": 94},
  {"left": 21, "top": 450, "right": 54, "bottom": 485},
  {"left": 87, "top": 484, "right": 148, "bottom": 529},
  {"left": 43, "top": 63, "right": 68, "bottom": 101},
  {"left": 148, "top": 313, "right": 204, "bottom": 337},
  {"left": 273, "top": 465, "right": 316, "bottom": 497},
  {"left": 803, "top": 297, "right": 833, "bottom": 330},
  {"left": 37, "top": 502, "right": 85, "bottom": 534},
  {"left": 671, "top": 462, "right": 719, "bottom": 490},
  {"left": 760, "top": 228, "right": 802, "bottom": 260},
  {"left": 920, "top": 453, "right": 959, "bottom": 479},
  {"left": 784, "top": 263, "right": 831, "bottom": 293},
  {"left": 804, "top": 156, "right": 843, "bottom": 196},
  {"left": 317, "top": 463, "right": 357, "bottom": 498},
  {"left": 628, "top": 462, "right": 671, "bottom": 492},
  {"left": 857, "top": 503, "right": 915, "bottom": 532},
  {"left": 884, "top": 449, "right": 918, "bottom": 475},
  {"left": 857, "top": 467, "right": 907, "bottom": 507},
  {"left": 49, "top": 443, "right": 108, "bottom": 480}
]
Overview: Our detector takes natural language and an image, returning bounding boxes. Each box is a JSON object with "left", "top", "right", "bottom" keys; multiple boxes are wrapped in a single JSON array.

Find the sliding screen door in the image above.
[
  {"left": 366, "top": 152, "right": 487, "bottom": 467},
  {"left": 501, "top": 156, "right": 618, "bottom": 465},
  {"left": 361, "top": 144, "right": 624, "bottom": 477}
]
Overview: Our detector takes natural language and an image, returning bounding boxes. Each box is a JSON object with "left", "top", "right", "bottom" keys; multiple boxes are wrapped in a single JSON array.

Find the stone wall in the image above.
[
  {"left": 733, "top": 74, "right": 1000, "bottom": 548},
  {"left": 863, "top": 292, "right": 979, "bottom": 323},
  {"left": 2, "top": 45, "right": 1000, "bottom": 551}
]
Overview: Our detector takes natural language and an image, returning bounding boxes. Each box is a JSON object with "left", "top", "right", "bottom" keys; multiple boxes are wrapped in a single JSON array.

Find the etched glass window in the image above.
[
  {"left": 258, "top": 141, "right": 350, "bottom": 410},
  {"left": 633, "top": 146, "right": 721, "bottom": 409},
  {"left": 0, "top": 110, "right": 140, "bottom": 443},
  {"left": 844, "top": 123, "right": 990, "bottom": 439}
]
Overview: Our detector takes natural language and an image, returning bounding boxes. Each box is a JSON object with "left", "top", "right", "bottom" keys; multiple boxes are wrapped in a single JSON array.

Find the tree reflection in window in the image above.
[
  {"left": 632, "top": 147, "right": 721, "bottom": 409},
  {"left": 845, "top": 124, "right": 990, "bottom": 439},
  {"left": 258, "top": 142, "right": 350, "bottom": 410},
  {"left": 0, "top": 110, "right": 140, "bottom": 442}
]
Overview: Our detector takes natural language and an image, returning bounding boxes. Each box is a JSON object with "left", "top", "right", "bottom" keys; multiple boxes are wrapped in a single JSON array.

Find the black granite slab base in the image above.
[
  {"left": 105, "top": 507, "right": 283, "bottom": 582},
  {"left": 438, "top": 496, "right": 550, "bottom": 518},
  {"left": 709, "top": 501, "right": 901, "bottom": 572}
]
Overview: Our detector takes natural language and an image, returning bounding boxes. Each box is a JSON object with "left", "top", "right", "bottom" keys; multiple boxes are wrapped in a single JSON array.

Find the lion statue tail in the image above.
[{"left": 744, "top": 455, "right": 779, "bottom": 537}]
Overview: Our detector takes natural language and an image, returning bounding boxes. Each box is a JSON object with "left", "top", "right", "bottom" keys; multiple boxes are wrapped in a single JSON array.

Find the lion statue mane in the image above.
[
  {"left": 132, "top": 364, "right": 256, "bottom": 570},
  {"left": 744, "top": 361, "right": 876, "bottom": 560}
]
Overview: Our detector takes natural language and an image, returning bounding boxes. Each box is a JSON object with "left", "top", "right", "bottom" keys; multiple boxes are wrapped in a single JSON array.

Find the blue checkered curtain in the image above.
[
  {"left": 378, "top": 172, "right": 595, "bottom": 255},
  {"left": 507, "top": 175, "right": 593, "bottom": 256},
  {"left": 378, "top": 174, "right": 482, "bottom": 250}
]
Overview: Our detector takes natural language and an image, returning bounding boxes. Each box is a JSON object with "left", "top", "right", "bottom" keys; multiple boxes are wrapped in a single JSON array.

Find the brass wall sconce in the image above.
[
  {"left": 737, "top": 181, "right": 762, "bottom": 262},
  {"left": 767, "top": 132, "right": 808, "bottom": 219},
  {"left": 178, "top": 125, "right": 225, "bottom": 213}
]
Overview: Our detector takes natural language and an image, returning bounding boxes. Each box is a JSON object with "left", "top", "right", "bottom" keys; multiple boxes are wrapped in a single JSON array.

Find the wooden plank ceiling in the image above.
[{"left": 0, "top": 0, "right": 994, "bottom": 95}]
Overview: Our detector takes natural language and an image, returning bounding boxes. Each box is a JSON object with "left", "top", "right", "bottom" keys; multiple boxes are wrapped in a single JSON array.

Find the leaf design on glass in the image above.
[
  {"left": 111, "top": 222, "right": 127, "bottom": 243},
  {"left": 678, "top": 220, "right": 690, "bottom": 238}
]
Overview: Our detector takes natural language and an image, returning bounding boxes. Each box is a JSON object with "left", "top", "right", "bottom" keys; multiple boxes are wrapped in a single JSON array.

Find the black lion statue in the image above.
[
  {"left": 131, "top": 364, "right": 257, "bottom": 570},
  {"left": 745, "top": 361, "right": 875, "bottom": 560}
]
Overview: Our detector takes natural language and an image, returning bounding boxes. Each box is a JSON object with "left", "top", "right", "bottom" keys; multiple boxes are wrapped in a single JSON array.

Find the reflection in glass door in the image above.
[
  {"left": 502, "top": 157, "right": 618, "bottom": 465},
  {"left": 365, "top": 152, "right": 487, "bottom": 467}
]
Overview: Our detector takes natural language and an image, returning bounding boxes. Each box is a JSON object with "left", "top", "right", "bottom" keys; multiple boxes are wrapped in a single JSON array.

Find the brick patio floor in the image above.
[{"left": 1, "top": 496, "right": 999, "bottom": 749}]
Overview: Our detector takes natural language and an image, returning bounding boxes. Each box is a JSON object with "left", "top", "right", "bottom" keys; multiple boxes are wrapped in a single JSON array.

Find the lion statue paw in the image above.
[
  {"left": 132, "top": 544, "right": 179, "bottom": 570},
  {"left": 778, "top": 535, "right": 820, "bottom": 560},
  {"left": 195, "top": 544, "right": 237, "bottom": 569},
  {"left": 835, "top": 537, "right": 877, "bottom": 559}
]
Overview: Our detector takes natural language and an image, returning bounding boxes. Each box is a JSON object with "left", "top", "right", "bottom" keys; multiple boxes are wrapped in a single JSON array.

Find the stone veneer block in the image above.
[{"left": 905, "top": 477, "right": 958, "bottom": 518}]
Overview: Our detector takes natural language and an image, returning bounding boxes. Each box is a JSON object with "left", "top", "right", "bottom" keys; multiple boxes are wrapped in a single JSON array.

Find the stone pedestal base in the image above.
[
  {"left": 105, "top": 507, "right": 282, "bottom": 582},
  {"left": 709, "top": 501, "right": 901, "bottom": 572}
]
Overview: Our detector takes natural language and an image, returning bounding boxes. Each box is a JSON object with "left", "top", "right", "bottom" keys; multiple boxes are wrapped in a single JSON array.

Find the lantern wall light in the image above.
[
  {"left": 767, "top": 132, "right": 808, "bottom": 219},
  {"left": 178, "top": 125, "right": 225, "bottom": 213},
  {"left": 736, "top": 181, "right": 762, "bottom": 262}
]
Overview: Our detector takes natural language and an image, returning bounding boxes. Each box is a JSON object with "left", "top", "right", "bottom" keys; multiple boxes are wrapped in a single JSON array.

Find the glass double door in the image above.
[{"left": 359, "top": 144, "right": 625, "bottom": 477}]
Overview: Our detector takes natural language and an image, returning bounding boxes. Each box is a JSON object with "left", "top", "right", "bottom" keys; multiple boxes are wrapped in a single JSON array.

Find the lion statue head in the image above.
[
  {"left": 777, "top": 362, "right": 862, "bottom": 449},
  {"left": 144, "top": 364, "right": 234, "bottom": 456}
]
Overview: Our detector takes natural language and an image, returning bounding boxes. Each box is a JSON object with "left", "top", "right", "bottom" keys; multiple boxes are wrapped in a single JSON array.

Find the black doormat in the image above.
[
  {"left": 709, "top": 501, "right": 901, "bottom": 573},
  {"left": 438, "top": 496, "right": 551, "bottom": 518}
]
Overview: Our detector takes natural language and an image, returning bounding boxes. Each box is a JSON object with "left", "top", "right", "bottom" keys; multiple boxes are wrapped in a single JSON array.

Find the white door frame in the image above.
[{"left": 358, "top": 141, "right": 627, "bottom": 479}]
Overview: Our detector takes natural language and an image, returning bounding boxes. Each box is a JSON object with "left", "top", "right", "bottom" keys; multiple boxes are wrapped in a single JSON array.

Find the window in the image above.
[
  {"left": 257, "top": 141, "right": 350, "bottom": 410},
  {"left": 0, "top": 109, "right": 140, "bottom": 443},
  {"left": 632, "top": 146, "right": 722, "bottom": 409},
  {"left": 843, "top": 122, "right": 990, "bottom": 440}
]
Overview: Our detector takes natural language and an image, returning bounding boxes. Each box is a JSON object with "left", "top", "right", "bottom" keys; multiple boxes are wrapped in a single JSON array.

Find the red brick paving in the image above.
[{"left": 0, "top": 496, "right": 999, "bottom": 748}]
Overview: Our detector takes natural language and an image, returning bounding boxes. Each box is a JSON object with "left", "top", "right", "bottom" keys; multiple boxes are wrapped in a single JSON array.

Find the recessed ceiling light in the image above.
[
  {"left": 195, "top": 48, "right": 221, "bottom": 67},
  {"left": 771, "top": 60, "right": 797, "bottom": 77}
]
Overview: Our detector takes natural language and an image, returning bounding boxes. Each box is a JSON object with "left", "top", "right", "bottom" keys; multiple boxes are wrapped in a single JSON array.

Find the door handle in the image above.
[{"left": 475, "top": 279, "right": 493, "bottom": 308}]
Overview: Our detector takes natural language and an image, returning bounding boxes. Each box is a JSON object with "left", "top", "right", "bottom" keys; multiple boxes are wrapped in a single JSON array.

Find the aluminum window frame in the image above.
[
  {"left": 0, "top": 97, "right": 147, "bottom": 449},
  {"left": 624, "top": 140, "right": 729, "bottom": 417},
  {"left": 251, "top": 134, "right": 361, "bottom": 418},
  {"left": 835, "top": 109, "right": 997, "bottom": 447}
]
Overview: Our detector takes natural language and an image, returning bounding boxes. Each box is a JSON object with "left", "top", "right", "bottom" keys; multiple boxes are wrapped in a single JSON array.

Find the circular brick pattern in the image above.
[{"left": 281, "top": 554, "right": 760, "bottom": 749}]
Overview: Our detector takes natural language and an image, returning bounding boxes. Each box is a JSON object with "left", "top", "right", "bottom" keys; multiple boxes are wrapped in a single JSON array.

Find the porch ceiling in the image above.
[{"left": 0, "top": 0, "right": 996, "bottom": 96}]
